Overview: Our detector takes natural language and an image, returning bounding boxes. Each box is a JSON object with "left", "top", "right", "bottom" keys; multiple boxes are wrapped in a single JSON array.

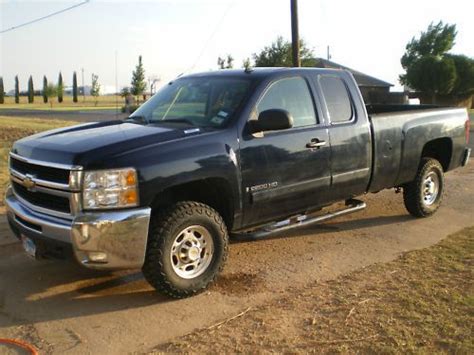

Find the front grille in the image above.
[
  {"left": 12, "top": 181, "right": 71, "bottom": 214},
  {"left": 10, "top": 157, "right": 70, "bottom": 184}
]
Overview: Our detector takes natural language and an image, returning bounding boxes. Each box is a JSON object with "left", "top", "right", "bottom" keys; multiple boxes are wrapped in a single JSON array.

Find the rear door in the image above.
[
  {"left": 239, "top": 75, "right": 332, "bottom": 227},
  {"left": 314, "top": 73, "right": 372, "bottom": 201}
]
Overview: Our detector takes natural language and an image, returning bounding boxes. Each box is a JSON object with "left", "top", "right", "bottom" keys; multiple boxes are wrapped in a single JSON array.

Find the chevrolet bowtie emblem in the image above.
[{"left": 23, "top": 175, "right": 36, "bottom": 190}]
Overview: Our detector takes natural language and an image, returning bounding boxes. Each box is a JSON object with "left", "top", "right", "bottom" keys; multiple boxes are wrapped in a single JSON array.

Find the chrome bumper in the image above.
[
  {"left": 5, "top": 186, "right": 151, "bottom": 270},
  {"left": 462, "top": 147, "right": 471, "bottom": 166}
]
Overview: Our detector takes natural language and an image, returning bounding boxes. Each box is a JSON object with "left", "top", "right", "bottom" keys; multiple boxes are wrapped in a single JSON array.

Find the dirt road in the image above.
[{"left": 0, "top": 161, "right": 473, "bottom": 354}]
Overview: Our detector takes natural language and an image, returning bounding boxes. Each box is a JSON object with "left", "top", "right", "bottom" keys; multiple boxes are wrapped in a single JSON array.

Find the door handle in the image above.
[{"left": 306, "top": 138, "right": 327, "bottom": 149}]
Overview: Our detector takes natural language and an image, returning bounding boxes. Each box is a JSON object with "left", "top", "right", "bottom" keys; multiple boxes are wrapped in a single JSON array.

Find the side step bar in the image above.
[{"left": 233, "top": 199, "right": 366, "bottom": 239}]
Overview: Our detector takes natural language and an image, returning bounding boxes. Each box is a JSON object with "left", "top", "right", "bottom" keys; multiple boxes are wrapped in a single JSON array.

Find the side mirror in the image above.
[{"left": 248, "top": 109, "right": 294, "bottom": 133}]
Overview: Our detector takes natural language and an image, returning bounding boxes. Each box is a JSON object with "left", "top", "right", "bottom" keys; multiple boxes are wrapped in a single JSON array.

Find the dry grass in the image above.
[
  {"left": 0, "top": 95, "right": 122, "bottom": 110},
  {"left": 0, "top": 116, "right": 78, "bottom": 206},
  {"left": 156, "top": 227, "right": 474, "bottom": 354}
]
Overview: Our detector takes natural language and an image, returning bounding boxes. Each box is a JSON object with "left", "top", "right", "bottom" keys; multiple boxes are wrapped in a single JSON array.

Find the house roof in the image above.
[{"left": 314, "top": 58, "right": 393, "bottom": 88}]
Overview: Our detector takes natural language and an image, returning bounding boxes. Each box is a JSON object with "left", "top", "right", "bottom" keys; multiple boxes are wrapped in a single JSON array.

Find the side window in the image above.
[
  {"left": 319, "top": 76, "right": 353, "bottom": 123},
  {"left": 256, "top": 77, "right": 316, "bottom": 128}
]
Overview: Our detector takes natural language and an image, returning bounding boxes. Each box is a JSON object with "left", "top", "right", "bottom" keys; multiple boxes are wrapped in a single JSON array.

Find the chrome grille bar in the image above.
[{"left": 9, "top": 152, "right": 83, "bottom": 219}]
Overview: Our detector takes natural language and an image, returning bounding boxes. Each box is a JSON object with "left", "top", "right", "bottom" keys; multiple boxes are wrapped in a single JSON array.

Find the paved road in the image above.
[
  {"left": 0, "top": 108, "right": 127, "bottom": 122},
  {"left": 0, "top": 161, "right": 472, "bottom": 354}
]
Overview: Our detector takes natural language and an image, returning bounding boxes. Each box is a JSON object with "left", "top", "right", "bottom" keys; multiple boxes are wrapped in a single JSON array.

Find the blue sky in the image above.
[{"left": 1, "top": 0, "right": 473, "bottom": 92}]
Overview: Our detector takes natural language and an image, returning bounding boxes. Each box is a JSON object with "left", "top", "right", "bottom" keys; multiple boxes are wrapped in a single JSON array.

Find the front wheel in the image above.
[
  {"left": 403, "top": 158, "right": 444, "bottom": 218},
  {"left": 142, "top": 201, "right": 229, "bottom": 298}
]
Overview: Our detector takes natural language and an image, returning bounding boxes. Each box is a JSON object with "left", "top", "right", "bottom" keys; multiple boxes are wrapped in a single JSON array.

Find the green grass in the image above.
[
  {"left": 0, "top": 95, "right": 123, "bottom": 110},
  {"left": 0, "top": 116, "right": 78, "bottom": 206}
]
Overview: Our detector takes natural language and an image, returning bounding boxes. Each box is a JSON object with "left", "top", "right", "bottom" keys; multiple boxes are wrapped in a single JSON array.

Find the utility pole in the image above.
[
  {"left": 115, "top": 51, "right": 119, "bottom": 119},
  {"left": 327, "top": 45, "right": 331, "bottom": 60},
  {"left": 81, "top": 68, "right": 85, "bottom": 102},
  {"left": 290, "top": 0, "right": 300, "bottom": 67}
]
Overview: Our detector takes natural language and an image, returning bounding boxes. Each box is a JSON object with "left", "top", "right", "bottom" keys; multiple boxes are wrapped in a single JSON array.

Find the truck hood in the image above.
[{"left": 11, "top": 120, "right": 197, "bottom": 166}]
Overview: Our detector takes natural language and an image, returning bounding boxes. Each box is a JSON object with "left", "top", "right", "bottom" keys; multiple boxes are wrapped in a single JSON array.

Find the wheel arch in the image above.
[
  {"left": 420, "top": 137, "right": 453, "bottom": 172},
  {"left": 150, "top": 177, "right": 236, "bottom": 229}
]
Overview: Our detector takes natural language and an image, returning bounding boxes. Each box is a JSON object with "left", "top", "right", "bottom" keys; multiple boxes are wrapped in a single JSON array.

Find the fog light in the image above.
[{"left": 87, "top": 251, "right": 108, "bottom": 263}]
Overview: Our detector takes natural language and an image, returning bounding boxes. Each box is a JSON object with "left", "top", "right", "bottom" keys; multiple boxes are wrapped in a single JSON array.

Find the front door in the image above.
[{"left": 239, "top": 75, "right": 331, "bottom": 227}]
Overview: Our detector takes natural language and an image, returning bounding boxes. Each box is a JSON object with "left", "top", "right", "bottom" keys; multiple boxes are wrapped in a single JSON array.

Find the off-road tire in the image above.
[
  {"left": 142, "top": 201, "right": 229, "bottom": 298},
  {"left": 403, "top": 158, "right": 444, "bottom": 218}
]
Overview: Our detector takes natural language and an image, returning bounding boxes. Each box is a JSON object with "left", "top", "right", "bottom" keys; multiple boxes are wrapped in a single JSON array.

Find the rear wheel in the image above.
[
  {"left": 403, "top": 158, "right": 444, "bottom": 218},
  {"left": 142, "top": 201, "right": 229, "bottom": 298}
]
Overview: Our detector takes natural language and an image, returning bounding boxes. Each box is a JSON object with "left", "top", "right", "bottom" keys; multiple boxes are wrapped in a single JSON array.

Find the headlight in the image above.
[{"left": 82, "top": 168, "right": 139, "bottom": 210}]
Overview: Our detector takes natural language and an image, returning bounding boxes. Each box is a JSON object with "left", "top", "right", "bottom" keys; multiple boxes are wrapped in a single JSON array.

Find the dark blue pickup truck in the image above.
[{"left": 5, "top": 68, "right": 471, "bottom": 298}]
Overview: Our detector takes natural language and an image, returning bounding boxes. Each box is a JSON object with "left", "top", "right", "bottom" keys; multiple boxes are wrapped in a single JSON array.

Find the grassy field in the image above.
[
  {"left": 159, "top": 227, "right": 474, "bottom": 353},
  {"left": 0, "top": 95, "right": 123, "bottom": 110},
  {"left": 0, "top": 116, "right": 78, "bottom": 206}
]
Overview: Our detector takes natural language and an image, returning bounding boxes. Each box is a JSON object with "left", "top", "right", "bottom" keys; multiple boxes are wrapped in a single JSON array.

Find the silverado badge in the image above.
[{"left": 22, "top": 175, "right": 36, "bottom": 190}]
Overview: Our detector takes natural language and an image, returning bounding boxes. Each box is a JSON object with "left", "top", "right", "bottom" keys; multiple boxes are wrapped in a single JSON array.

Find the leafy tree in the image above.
[
  {"left": 120, "top": 87, "right": 130, "bottom": 98},
  {"left": 217, "top": 54, "right": 234, "bottom": 69},
  {"left": 0, "top": 77, "right": 4, "bottom": 104},
  {"left": 57, "top": 72, "right": 64, "bottom": 103},
  {"left": 446, "top": 54, "right": 474, "bottom": 96},
  {"left": 400, "top": 21, "right": 474, "bottom": 101},
  {"left": 14, "top": 76, "right": 20, "bottom": 104},
  {"left": 91, "top": 73, "right": 100, "bottom": 106},
  {"left": 242, "top": 58, "right": 252, "bottom": 71},
  {"left": 43, "top": 76, "right": 48, "bottom": 103},
  {"left": 28, "top": 76, "right": 34, "bottom": 103},
  {"left": 253, "top": 36, "right": 316, "bottom": 67},
  {"left": 43, "top": 84, "right": 58, "bottom": 108},
  {"left": 131, "top": 55, "right": 146, "bottom": 103},
  {"left": 72, "top": 71, "right": 78, "bottom": 103}
]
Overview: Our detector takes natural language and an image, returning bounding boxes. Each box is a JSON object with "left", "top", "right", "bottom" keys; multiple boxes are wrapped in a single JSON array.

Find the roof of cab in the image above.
[{"left": 182, "top": 67, "right": 347, "bottom": 80}]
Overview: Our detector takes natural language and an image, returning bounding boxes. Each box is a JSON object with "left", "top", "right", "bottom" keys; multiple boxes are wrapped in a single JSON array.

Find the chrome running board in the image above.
[{"left": 234, "top": 199, "right": 366, "bottom": 239}]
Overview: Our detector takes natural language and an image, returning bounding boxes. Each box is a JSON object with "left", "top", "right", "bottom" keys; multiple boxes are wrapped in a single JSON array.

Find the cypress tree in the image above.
[
  {"left": 72, "top": 71, "right": 78, "bottom": 103},
  {"left": 43, "top": 76, "right": 48, "bottom": 103},
  {"left": 14, "top": 76, "right": 20, "bottom": 104},
  {"left": 131, "top": 55, "right": 146, "bottom": 104},
  {"left": 0, "top": 77, "right": 4, "bottom": 104},
  {"left": 58, "top": 72, "right": 63, "bottom": 103},
  {"left": 28, "top": 76, "right": 34, "bottom": 103}
]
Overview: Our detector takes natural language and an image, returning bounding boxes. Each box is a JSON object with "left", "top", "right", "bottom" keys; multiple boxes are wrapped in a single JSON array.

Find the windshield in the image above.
[{"left": 130, "top": 77, "right": 251, "bottom": 128}]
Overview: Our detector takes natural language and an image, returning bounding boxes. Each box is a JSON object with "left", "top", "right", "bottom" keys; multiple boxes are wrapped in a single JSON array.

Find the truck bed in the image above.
[{"left": 367, "top": 105, "right": 468, "bottom": 193}]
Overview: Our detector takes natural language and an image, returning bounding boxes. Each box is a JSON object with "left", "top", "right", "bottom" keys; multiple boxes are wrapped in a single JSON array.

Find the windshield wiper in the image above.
[
  {"left": 159, "top": 118, "right": 195, "bottom": 125},
  {"left": 125, "top": 115, "right": 148, "bottom": 124}
]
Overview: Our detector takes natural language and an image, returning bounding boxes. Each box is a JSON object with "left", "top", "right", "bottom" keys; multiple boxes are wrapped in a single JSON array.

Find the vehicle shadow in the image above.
[
  {"left": 0, "top": 252, "right": 174, "bottom": 327},
  {"left": 0, "top": 209, "right": 174, "bottom": 327}
]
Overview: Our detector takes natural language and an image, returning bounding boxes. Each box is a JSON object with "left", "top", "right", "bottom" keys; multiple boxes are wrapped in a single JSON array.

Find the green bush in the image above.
[{"left": 121, "top": 104, "right": 140, "bottom": 114}]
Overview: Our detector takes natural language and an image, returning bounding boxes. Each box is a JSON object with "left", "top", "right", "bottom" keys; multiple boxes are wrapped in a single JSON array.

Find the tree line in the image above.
[
  {"left": 216, "top": 22, "right": 473, "bottom": 106},
  {"left": 0, "top": 71, "right": 92, "bottom": 107},
  {"left": 0, "top": 55, "right": 147, "bottom": 106}
]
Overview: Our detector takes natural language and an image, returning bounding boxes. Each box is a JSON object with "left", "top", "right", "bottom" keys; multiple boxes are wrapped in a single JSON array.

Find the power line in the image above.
[
  {"left": 186, "top": 1, "right": 235, "bottom": 73},
  {"left": 0, "top": 0, "right": 90, "bottom": 34}
]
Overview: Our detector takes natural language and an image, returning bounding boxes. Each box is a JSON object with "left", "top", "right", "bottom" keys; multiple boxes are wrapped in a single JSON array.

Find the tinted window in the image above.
[
  {"left": 257, "top": 77, "right": 316, "bottom": 127},
  {"left": 319, "top": 76, "right": 353, "bottom": 123}
]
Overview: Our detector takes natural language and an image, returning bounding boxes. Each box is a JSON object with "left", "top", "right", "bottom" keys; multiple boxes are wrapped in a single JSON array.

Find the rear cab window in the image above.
[{"left": 318, "top": 75, "right": 354, "bottom": 124}]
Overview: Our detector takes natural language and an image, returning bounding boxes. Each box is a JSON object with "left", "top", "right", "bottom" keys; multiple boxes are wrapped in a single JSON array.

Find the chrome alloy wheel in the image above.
[
  {"left": 170, "top": 225, "right": 214, "bottom": 279},
  {"left": 422, "top": 171, "right": 439, "bottom": 206}
]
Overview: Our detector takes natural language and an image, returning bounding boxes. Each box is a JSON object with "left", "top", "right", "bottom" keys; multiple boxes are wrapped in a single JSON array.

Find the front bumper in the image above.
[
  {"left": 462, "top": 147, "right": 471, "bottom": 166},
  {"left": 5, "top": 186, "right": 151, "bottom": 269}
]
